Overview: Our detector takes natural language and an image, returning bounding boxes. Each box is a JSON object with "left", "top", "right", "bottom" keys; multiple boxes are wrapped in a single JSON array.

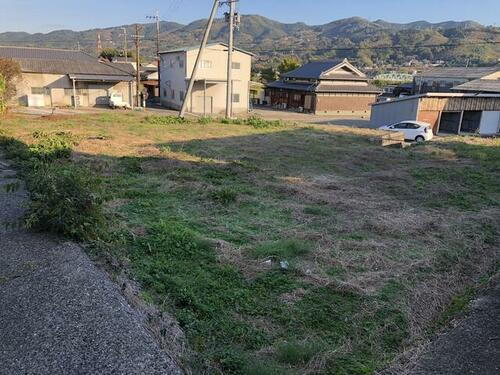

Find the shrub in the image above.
[
  {"left": 1, "top": 131, "right": 107, "bottom": 241},
  {"left": 245, "top": 115, "right": 284, "bottom": 129},
  {"left": 0, "top": 75, "right": 6, "bottom": 113},
  {"left": 24, "top": 163, "right": 108, "bottom": 241},
  {"left": 145, "top": 115, "right": 188, "bottom": 125},
  {"left": 0, "top": 59, "right": 22, "bottom": 113},
  {"left": 219, "top": 115, "right": 285, "bottom": 129},
  {"left": 197, "top": 116, "right": 213, "bottom": 124}
]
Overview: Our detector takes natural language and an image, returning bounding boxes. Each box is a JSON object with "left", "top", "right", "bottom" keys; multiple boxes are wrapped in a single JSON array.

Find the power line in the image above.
[
  {"left": 234, "top": 41, "right": 500, "bottom": 54},
  {"left": 2, "top": 40, "right": 499, "bottom": 52}
]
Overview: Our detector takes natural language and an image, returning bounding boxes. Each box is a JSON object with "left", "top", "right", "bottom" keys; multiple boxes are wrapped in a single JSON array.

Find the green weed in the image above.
[
  {"left": 276, "top": 340, "right": 322, "bottom": 365},
  {"left": 210, "top": 187, "right": 238, "bottom": 204},
  {"left": 144, "top": 115, "right": 188, "bottom": 125}
]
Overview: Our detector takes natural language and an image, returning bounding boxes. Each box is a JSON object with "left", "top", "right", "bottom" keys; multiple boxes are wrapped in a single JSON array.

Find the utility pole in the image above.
[
  {"left": 133, "top": 24, "right": 143, "bottom": 108},
  {"left": 180, "top": 0, "right": 220, "bottom": 117},
  {"left": 121, "top": 27, "right": 128, "bottom": 62},
  {"left": 225, "top": 0, "right": 237, "bottom": 118},
  {"left": 147, "top": 10, "right": 161, "bottom": 97},
  {"left": 96, "top": 33, "right": 102, "bottom": 55}
]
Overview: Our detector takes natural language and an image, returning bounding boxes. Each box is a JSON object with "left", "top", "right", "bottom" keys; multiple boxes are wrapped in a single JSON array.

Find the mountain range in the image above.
[{"left": 0, "top": 16, "right": 498, "bottom": 69}]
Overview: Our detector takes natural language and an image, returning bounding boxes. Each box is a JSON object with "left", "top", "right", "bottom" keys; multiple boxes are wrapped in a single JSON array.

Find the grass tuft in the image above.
[
  {"left": 252, "top": 239, "right": 312, "bottom": 259},
  {"left": 276, "top": 340, "right": 322, "bottom": 365},
  {"left": 210, "top": 187, "right": 238, "bottom": 204}
]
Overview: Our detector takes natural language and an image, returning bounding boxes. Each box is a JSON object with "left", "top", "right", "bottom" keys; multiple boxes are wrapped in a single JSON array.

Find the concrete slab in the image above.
[{"left": 0, "top": 154, "right": 182, "bottom": 374}]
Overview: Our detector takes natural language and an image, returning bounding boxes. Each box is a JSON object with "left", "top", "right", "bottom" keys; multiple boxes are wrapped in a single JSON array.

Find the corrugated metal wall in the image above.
[
  {"left": 420, "top": 97, "right": 500, "bottom": 111},
  {"left": 370, "top": 97, "right": 419, "bottom": 127}
]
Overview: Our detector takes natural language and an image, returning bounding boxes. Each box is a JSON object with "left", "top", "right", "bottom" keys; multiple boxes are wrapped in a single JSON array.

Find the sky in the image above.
[{"left": 1, "top": 0, "right": 499, "bottom": 33}]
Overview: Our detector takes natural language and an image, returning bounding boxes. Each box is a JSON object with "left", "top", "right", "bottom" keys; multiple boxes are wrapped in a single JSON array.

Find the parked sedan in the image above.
[{"left": 379, "top": 121, "right": 433, "bottom": 142}]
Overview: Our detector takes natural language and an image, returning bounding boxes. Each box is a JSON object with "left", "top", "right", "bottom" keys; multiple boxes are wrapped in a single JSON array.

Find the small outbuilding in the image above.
[{"left": 370, "top": 93, "right": 500, "bottom": 135}]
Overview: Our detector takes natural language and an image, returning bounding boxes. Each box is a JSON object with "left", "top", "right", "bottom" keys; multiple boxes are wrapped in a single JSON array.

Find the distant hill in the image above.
[{"left": 0, "top": 16, "right": 498, "bottom": 69}]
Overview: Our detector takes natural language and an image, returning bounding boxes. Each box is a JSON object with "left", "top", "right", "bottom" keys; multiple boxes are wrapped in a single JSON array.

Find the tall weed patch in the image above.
[{"left": 0, "top": 131, "right": 108, "bottom": 241}]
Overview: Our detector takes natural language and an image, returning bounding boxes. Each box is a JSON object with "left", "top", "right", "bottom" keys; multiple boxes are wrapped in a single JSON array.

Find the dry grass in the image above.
[{"left": 1, "top": 111, "right": 498, "bottom": 374}]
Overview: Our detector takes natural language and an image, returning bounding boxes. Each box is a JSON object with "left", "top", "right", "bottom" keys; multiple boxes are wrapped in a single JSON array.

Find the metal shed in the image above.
[{"left": 371, "top": 93, "right": 500, "bottom": 135}]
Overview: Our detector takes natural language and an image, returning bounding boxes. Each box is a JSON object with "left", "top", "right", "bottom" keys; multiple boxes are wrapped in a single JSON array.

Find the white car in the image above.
[
  {"left": 109, "top": 93, "right": 131, "bottom": 109},
  {"left": 379, "top": 121, "right": 433, "bottom": 142}
]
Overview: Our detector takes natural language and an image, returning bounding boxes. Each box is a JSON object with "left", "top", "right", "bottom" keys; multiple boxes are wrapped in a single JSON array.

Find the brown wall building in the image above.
[{"left": 267, "top": 59, "right": 381, "bottom": 116}]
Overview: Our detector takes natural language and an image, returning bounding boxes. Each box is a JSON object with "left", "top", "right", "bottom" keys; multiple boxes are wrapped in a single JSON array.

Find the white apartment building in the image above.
[{"left": 159, "top": 43, "right": 253, "bottom": 115}]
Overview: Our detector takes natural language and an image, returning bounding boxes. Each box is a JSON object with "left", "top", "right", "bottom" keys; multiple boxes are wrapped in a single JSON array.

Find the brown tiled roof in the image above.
[{"left": 0, "top": 46, "right": 134, "bottom": 77}]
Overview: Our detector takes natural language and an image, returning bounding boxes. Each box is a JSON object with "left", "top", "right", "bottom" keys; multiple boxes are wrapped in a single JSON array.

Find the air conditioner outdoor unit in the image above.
[{"left": 27, "top": 94, "right": 45, "bottom": 107}]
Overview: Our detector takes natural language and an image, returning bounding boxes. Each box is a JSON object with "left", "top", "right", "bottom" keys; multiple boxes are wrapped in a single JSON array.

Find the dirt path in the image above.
[
  {"left": 0, "top": 155, "right": 182, "bottom": 374},
  {"left": 410, "top": 282, "right": 500, "bottom": 374}
]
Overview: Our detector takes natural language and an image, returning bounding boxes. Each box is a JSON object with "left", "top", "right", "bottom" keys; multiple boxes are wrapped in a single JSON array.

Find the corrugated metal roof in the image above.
[
  {"left": 372, "top": 92, "right": 500, "bottom": 107},
  {"left": 452, "top": 79, "right": 500, "bottom": 93},
  {"left": 282, "top": 60, "right": 345, "bottom": 79},
  {"left": 160, "top": 42, "right": 254, "bottom": 56},
  {"left": 0, "top": 46, "right": 134, "bottom": 78},
  {"left": 69, "top": 74, "right": 134, "bottom": 82},
  {"left": 416, "top": 66, "right": 499, "bottom": 79}
]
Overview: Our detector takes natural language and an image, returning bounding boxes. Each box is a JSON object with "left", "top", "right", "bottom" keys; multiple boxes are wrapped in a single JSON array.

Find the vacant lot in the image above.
[{"left": 1, "top": 112, "right": 498, "bottom": 374}]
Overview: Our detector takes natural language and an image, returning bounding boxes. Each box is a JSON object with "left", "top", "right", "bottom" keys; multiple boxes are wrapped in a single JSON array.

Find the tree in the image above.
[
  {"left": 99, "top": 48, "right": 131, "bottom": 62},
  {"left": 277, "top": 56, "right": 301, "bottom": 74},
  {"left": 0, "top": 59, "right": 21, "bottom": 113},
  {"left": 260, "top": 67, "right": 279, "bottom": 83}
]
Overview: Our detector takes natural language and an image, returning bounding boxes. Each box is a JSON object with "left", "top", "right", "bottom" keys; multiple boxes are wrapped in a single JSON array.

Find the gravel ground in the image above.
[
  {"left": 0, "top": 155, "right": 182, "bottom": 374},
  {"left": 410, "top": 282, "right": 500, "bottom": 375}
]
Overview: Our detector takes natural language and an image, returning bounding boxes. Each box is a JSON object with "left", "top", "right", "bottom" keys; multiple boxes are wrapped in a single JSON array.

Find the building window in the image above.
[
  {"left": 293, "top": 94, "right": 301, "bottom": 101},
  {"left": 176, "top": 56, "right": 184, "bottom": 69},
  {"left": 31, "top": 87, "right": 45, "bottom": 95},
  {"left": 200, "top": 60, "right": 213, "bottom": 69},
  {"left": 232, "top": 93, "right": 240, "bottom": 103},
  {"left": 232, "top": 62, "right": 241, "bottom": 70},
  {"left": 163, "top": 89, "right": 167, "bottom": 97},
  {"left": 171, "top": 89, "right": 175, "bottom": 99},
  {"left": 180, "top": 91, "right": 185, "bottom": 101}
]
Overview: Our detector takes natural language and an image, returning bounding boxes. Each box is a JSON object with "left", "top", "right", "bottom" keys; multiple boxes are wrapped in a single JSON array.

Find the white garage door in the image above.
[{"left": 479, "top": 111, "right": 500, "bottom": 135}]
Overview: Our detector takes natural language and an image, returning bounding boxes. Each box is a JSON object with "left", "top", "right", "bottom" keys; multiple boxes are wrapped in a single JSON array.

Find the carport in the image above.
[{"left": 68, "top": 74, "right": 134, "bottom": 109}]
